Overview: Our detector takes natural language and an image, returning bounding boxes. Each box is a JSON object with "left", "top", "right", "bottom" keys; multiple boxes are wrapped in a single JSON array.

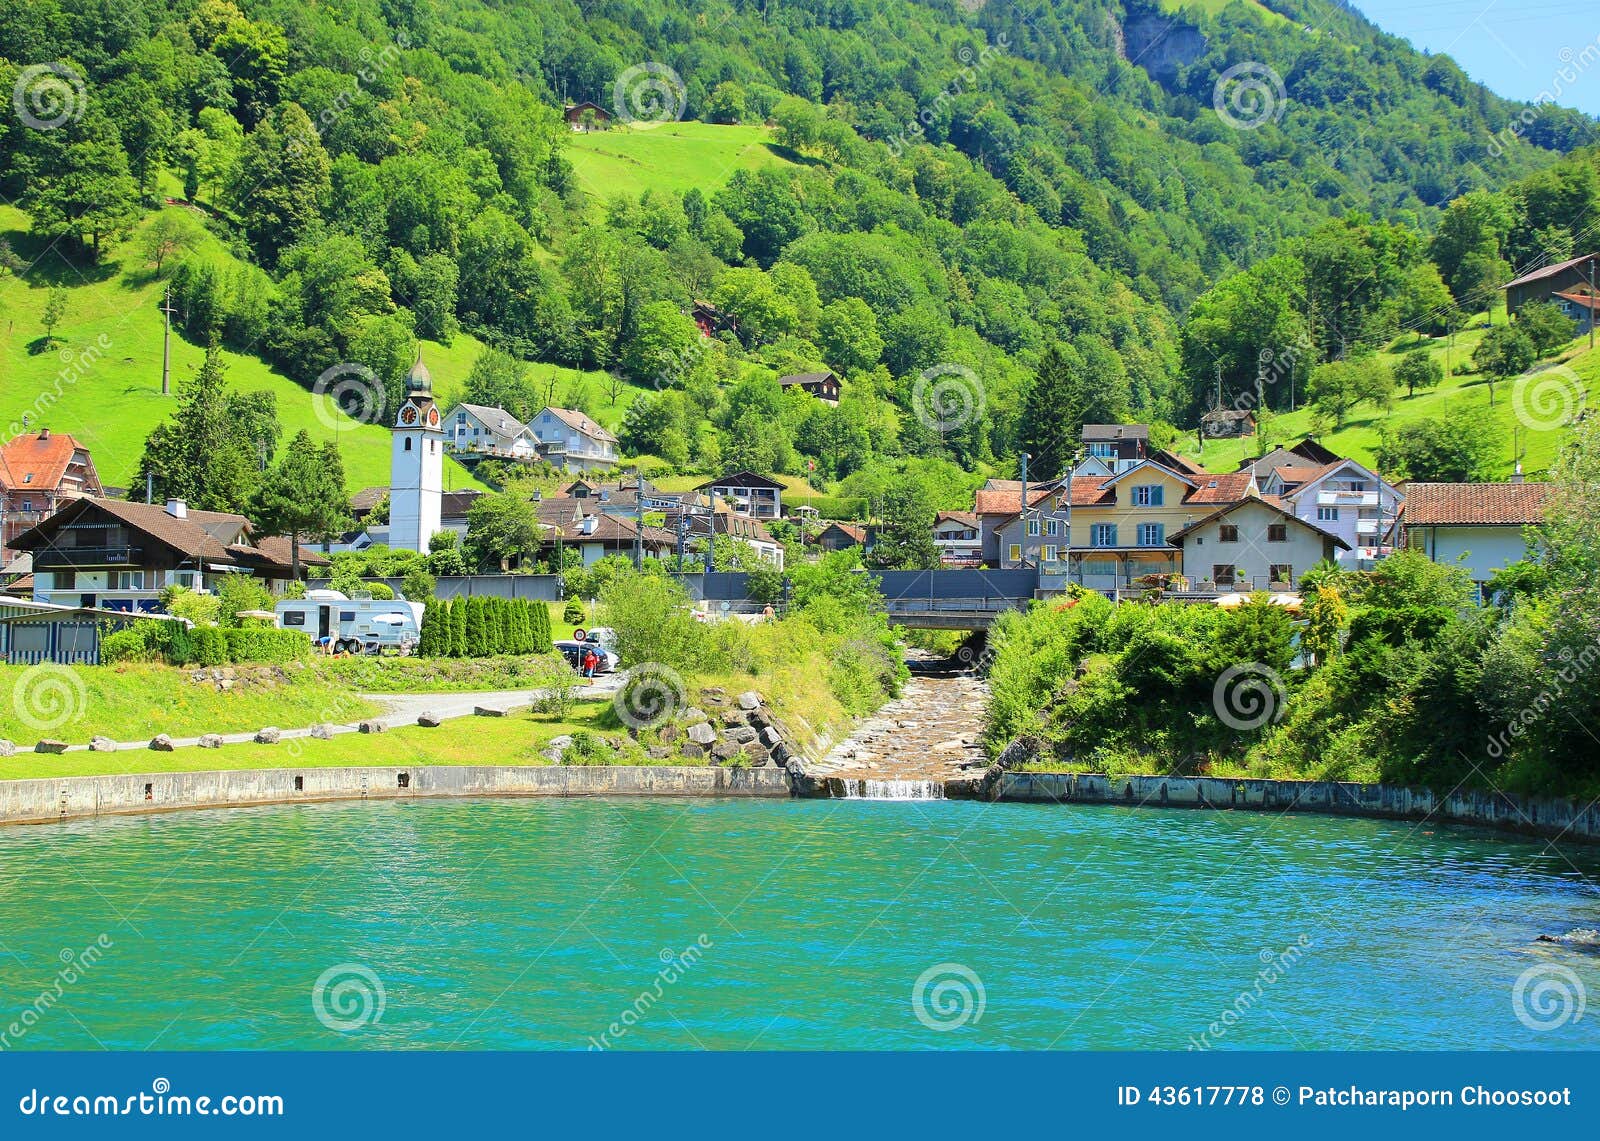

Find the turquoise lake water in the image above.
[{"left": 1, "top": 797, "right": 1597, "bottom": 1050}]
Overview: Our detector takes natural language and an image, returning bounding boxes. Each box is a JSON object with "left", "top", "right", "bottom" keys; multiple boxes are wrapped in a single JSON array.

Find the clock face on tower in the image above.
[
  {"left": 426, "top": 406, "right": 441, "bottom": 428},
  {"left": 399, "top": 404, "right": 419, "bottom": 426}
]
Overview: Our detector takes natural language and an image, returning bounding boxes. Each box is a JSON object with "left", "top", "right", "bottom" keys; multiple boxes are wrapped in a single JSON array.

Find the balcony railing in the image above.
[
  {"left": 1317, "top": 490, "right": 1379, "bottom": 507},
  {"left": 31, "top": 546, "right": 144, "bottom": 568}
]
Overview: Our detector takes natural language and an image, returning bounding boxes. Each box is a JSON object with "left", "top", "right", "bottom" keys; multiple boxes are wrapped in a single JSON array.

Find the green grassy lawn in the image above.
[
  {"left": 0, "top": 701, "right": 620, "bottom": 778},
  {"left": 564, "top": 122, "right": 797, "bottom": 208},
  {"left": 0, "top": 204, "right": 490, "bottom": 494},
  {"left": 1156, "top": 0, "right": 1294, "bottom": 26},
  {"left": 0, "top": 662, "right": 377, "bottom": 745},
  {"left": 1191, "top": 318, "right": 1584, "bottom": 478}
]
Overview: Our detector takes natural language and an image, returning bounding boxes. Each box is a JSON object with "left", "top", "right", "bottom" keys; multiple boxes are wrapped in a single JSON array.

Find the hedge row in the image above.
[
  {"left": 101, "top": 621, "right": 313, "bottom": 666},
  {"left": 416, "top": 596, "right": 553, "bottom": 658}
]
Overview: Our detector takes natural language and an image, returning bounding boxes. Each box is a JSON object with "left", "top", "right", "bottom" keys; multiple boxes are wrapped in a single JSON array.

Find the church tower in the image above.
[{"left": 390, "top": 356, "right": 444, "bottom": 552}]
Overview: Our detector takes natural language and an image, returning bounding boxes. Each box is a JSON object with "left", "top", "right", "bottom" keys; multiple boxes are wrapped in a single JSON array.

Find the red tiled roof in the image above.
[
  {"left": 935, "top": 511, "right": 977, "bottom": 526},
  {"left": 1401, "top": 482, "right": 1553, "bottom": 526},
  {"left": 975, "top": 485, "right": 1057, "bottom": 515},
  {"left": 820, "top": 522, "right": 867, "bottom": 544},
  {"left": 0, "top": 431, "right": 97, "bottom": 493},
  {"left": 1182, "top": 471, "right": 1255, "bottom": 504}
]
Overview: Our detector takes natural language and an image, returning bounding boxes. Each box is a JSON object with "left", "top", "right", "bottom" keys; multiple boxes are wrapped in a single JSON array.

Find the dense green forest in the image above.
[{"left": 1, "top": 0, "right": 1595, "bottom": 506}]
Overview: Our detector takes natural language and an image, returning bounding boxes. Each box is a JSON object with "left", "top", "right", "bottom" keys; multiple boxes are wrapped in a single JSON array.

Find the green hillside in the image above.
[{"left": 565, "top": 122, "right": 798, "bottom": 207}]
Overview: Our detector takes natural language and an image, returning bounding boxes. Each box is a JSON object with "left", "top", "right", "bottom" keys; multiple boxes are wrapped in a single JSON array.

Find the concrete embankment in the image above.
[
  {"left": 0, "top": 765, "right": 793, "bottom": 826},
  {"left": 996, "top": 771, "right": 1600, "bottom": 842}
]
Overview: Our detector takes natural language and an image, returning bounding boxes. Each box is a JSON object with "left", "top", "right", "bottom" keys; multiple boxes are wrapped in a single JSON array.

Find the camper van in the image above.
[{"left": 275, "top": 589, "right": 424, "bottom": 655}]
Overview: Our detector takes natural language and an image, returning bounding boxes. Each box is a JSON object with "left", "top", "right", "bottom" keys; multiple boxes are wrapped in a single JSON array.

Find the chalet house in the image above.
[
  {"left": 932, "top": 511, "right": 982, "bottom": 567},
  {"left": 1504, "top": 254, "right": 1598, "bottom": 316},
  {"left": 1080, "top": 424, "right": 1149, "bottom": 473},
  {"left": 1257, "top": 456, "right": 1402, "bottom": 570},
  {"left": 779, "top": 370, "right": 841, "bottom": 405},
  {"left": 528, "top": 406, "right": 619, "bottom": 473},
  {"left": 545, "top": 512, "right": 676, "bottom": 569},
  {"left": 697, "top": 470, "right": 783, "bottom": 519},
  {"left": 0, "top": 429, "right": 103, "bottom": 563},
  {"left": 443, "top": 403, "right": 537, "bottom": 460},
  {"left": 660, "top": 502, "right": 786, "bottom": 568},
  {"left": 1400, "top": 480, "right": 1552, "bottom": 591},
  {"left": 1550, "top": 289, "right": 1597, "bottom": 335},
  {"left": 1200, "top": 408, "right": 1256, "bottom": 439},
  {"left": 564, "top": 102, "right": 612, "bottom": 131},
  {"left": 1169, "top": 496, "right": 1349, "bottom": 591},
  {"left": 13, "top": 497, "right": 326, "bottom": 612},
  {"left": 815, "top": 521, "right": 867, "bottom": 553},
  {"left": 692, "top": 300, "right": 738, "bottom": 339}
]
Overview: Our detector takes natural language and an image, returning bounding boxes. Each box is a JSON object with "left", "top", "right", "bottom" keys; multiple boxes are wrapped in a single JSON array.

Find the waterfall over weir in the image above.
[{"left": 827, "top": 778, "right": 946, "bottom": 800}]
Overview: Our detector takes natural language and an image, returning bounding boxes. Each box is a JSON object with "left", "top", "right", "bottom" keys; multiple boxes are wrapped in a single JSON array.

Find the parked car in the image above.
[{"left": 554, "top": 637, "right": 620, "bottom": 675}]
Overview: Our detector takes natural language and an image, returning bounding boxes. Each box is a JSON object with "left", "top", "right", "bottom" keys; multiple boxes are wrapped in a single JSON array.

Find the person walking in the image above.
[{"left": 582, "top": 646, "right": 599, "bottom": 679}]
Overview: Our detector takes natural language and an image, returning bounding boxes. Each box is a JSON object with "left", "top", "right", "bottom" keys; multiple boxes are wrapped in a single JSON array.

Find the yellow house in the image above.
[{"left": 1057, "top": 462, "right": 1257, "bottom": 591}]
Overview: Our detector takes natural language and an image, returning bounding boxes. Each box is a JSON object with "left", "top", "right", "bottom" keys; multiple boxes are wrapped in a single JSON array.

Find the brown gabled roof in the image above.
[
  {"left": 935, "top": 511, "right": 977, "bottom": 527},
  {"left": 818, "top": 522, "right": 867, "bottom": 544},
  {"left": 560, "top": 511, "right": 675, "bottom": 547},
  {"left": 1168, "top": 495, "right": 1351, "bottom": 550},
  {"left": 542, "top": 406, "right": 619, "bottom": 445},
  {"left": 1151, "top": 449, "right": 1209, "bottom": 475},
  {"left": 14, "top": 498, "right": 323, "bottom": 571},
  {"left": 779, "top": 370, "right": 838, "bottom": 386},
  {"left": 1504, "top": 254, "right": 1594, "bottom": 291},
  {"left": 0, "top": 430, "right": 99, "bottom": 493},
  {"left": 1401, "top": 482, "right": 1553, "bottom": 526}
]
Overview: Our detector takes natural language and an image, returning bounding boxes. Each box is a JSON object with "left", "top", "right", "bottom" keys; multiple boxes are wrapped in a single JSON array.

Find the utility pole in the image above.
[
  {"left": 160, "top": 286, "right": 176, "bottom": 396},
  {"left": 632, "top": 468, "right": 642, "bottom": 568},
  {"left": 1589, "top": 257, "right": 1596, "bottom": 351},
  {"left": 1019, "top": 451, "right": 1030, "bottom": 569}
]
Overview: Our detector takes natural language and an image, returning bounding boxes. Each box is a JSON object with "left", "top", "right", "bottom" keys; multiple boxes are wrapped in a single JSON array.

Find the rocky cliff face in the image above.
[{"left": 1120, "top": 4, "right": 1209, "bottom": 88}]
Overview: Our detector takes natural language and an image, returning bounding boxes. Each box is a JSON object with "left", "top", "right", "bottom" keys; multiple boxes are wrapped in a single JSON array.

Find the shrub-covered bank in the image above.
[{"left": 984, "top": 422, "right": 1600, "bottom": 800}]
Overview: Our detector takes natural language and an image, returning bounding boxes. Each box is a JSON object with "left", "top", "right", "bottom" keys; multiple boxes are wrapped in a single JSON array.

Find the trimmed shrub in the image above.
[
  {"left": 192, "top": 626, "right": 228, "bottom": 666},
  {"left": 417, "top": 600, "right": 444, "bottom": 656},
  {"left": 449, "top": 597, "right": 468, "bottom": 658},
  {"left": 563, "top": 601, "right": 586, "bottom": 626},
  {"left": 465, "top": 596, "right": 490, "bottom": 657},
  {"left": 101, "top": 627, "right": 153, "bottom": 664},
  {"left": 529, "top": 601, "right": 552, "bottom": 654},
  {"left": 223, "top": 627, "right": 313, "bottom": 663}
]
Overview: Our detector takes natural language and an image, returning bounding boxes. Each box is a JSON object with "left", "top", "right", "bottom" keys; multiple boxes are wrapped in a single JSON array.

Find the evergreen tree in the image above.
[
  {"left": 417, "top": 600, "right": 441, "bottom": 657},
  {"left": 449, "top": 597, "right": 468, "bottom": 658},
  {"left": 251, "top": 429, "right": 351, "bottom": 579},
  {"left": 465, "top": 596, "right": 490, "bottom": 657}
]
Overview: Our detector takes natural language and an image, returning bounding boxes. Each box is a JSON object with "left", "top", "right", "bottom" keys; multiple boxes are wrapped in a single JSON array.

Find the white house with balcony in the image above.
[
  {"left": 443, "top": 403, "right": 537, "bottom": 460},
  {"left": 1169, "top": 496, "right": 1350, "bottom": 591},
  {"left": 1258, "top": 457, "right": 1401, "bottom": 570},
  {"left": 528, "top": 407, "right": 619, "bottom": 473},
  {"left": 932, "top": 511, "right": 983, "bottom": 566}
]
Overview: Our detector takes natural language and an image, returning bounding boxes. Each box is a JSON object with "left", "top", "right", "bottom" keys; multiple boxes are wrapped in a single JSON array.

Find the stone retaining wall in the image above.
[
  {"left": 0, "top": 765, "right": 794, "bottom": 826},
  {"left": 996, "top": 771, "right": 1600, "bottom": 842}
]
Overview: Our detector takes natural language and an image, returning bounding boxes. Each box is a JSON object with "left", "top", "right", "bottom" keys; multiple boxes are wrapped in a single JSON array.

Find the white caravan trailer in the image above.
[{"left": 274, "top": 589, "right": 424, "bottom": 655}]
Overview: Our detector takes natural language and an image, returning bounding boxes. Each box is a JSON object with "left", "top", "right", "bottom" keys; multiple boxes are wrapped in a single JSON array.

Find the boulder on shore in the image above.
[
  {"left": 724, "top": 726, "right": 758, "bottom": 745},
  {"left": 687, "top": 721, "right": 718, "bottom": 746},
  {"left": 737, "top": 691, "right": 762, "bottom": 711},
  {"left": 254, "top": 727, "right": 281, "bottom": 745},
  {"left": 474, "top": 706, "right": 507, "bottom": 717},
  {"left": 35, "top": 740, "right": 68, "bottom": 754},
  {"left": 681, "top": 706, "right": 708, "bottom": 725},
  {"left": 357, "top": 719, "right": 386, "bottom": 734},
  {"left": 310, "top": 723, "right": 335, "bottom": 740},
  {"left": 711, "top": 740, "right": 743, "bottom": 762},
  {"left": 0, "top": 739, "right": 14, "bottom": 757},
  {"left": 417, "top": 712, "right": 443, "bottom": 728},
  {"left": 149, "top": 734, "right": 175, "bottom": 752},
  {"left": 541, "top": 735, "right": 573, "bottom": 763},
  {"left": 198, "top": 734, "right": 224, "bottom": 749},
  {"left": 89, "top": 736, "right": 117, "bottom": 753}
]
